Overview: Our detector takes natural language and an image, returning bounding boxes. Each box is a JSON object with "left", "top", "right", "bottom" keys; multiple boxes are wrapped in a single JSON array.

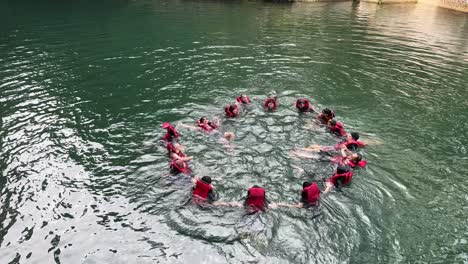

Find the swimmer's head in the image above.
[
  {"left": 173, "top": 143, "right": 184, "bottom": 152},
  {"left": 224, "top": 132, "right": 235, "bottom": 141},
  {"left": 297, "top": 99, "right": 305, "bottom": 108},
  {"left": 230, "top": 104, "right": 239, "bottom": 115},
  {"left": 351, "top": 153, "right": 362, "bottom": 162},
  {"left": 336, "top": 164, "right": 351, "bottom": 174},
  {"left": 322, "top": 108, "right": 334, "bottom": 119},
  {"left": 200, "top": 116, "right": 208, "bottom": 124},
  {"left": 302, "top": 181, "right": 312, "bottom": 188},
  {"left": 240, "top": 94, "right": 249, "bottom": 104},
  {"left": 351, "top": 132, "right": 360, "bottom": 141},
  {"left": 201, "top": 176, "right": 212, "bottom": 184}
]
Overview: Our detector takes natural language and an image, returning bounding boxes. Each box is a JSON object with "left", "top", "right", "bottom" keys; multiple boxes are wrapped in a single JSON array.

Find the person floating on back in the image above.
[
  {"left": 225, "top": 104, "right": 240, "bottom": 118},
  {"left": 331, "top": 146, "right": 367, "bottom": 168},
  {"left": 177, "top": 116, "right": 220, "bottom": 134},
  {"left": 324, "top": 165, "right": 353, "bottom": 193},
  {"left": 192, "top": 176, "right": 217, "bottom": 204},
  {"left": 264, "top": 96, "right": 278, "bottom": 111},
  {"left": 162, "top": 122, "right": 179, "bottom": 143},
  {"left": 197, "top": 116, "right": 220, "bottom": 133},
  {"left": 297, "top": 132, "right": 366, "bottom": 152}
]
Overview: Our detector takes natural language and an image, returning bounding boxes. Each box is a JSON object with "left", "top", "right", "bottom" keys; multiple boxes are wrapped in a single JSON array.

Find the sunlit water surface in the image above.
[{"left": 1, "top": 1, "right": 467, "bottom": 263}]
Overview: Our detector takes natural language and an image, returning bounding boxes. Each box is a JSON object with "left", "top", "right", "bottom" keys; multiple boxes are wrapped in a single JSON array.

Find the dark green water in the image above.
[{"left": 1, "top": 0, "right": 468, "bottom": 263}]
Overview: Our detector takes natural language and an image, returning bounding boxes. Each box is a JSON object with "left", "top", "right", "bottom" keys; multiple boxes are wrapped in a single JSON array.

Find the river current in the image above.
[{"left": 1, "top": 1, "right": 467, "bottom": 263}]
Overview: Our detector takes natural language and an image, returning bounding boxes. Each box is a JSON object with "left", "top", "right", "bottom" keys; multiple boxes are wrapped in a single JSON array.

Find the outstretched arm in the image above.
[
  {"left": 290, "top": 150, "right": 318, "bottom": 159},
  {"left": 172, "top": 153, "right": 193, "bottom": 161},
  {"left": 274, "top": 202, "right": 303, "bottom": 208},
  {"left": 324, "top": 182, "right": 334, "bottom": 194},
  {"left": 298, "top": 144, "right": 322, "bottom": 152},
  {"left": 212, "top": 201, "right": 243, "bottom": 207},
  {"left": 176, "top": 123, "right": 201, "bottom": 131}
]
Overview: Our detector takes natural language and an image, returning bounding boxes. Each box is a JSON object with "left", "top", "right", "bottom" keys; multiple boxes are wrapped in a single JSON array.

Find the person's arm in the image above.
[
  {"left": 324, "top": 182, "right": 334, "bottom": 194},
  {"left": 291, "top": 150, "right": 317, "bottom": 159},
  {"left": 212, "top": 116, "right": 221, "bottom": 127},
  {"left": 176, "top": 123, "right": 201, "bottom": 131},
  {"left": 291, "top": 164, "right": 305, "bottom": 174},
  {"left": 299, "top": 145, "right": 321, "bottom": 152},
  {"left": 309, "top": 104, "right": 319, "bottom": 114},
  {"left": 172, "top": 153, "right": 193, "bottom": 161},
  {"left": 340, "top": 147, "right": 350, "bottom": 157},
  {"left": 274, "top": 202, "right": 303, "bottom": 208},
  {"left": 213, "top": 201, "right": 243, "bottom": 207},
  {"left": 191, "top": 176, "right": 199, "bottom": 185}
]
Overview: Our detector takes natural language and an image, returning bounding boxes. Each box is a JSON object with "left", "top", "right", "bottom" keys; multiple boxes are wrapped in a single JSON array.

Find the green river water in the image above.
[{"left": 1, "top": 0, "right": 467, "bottom": 263}]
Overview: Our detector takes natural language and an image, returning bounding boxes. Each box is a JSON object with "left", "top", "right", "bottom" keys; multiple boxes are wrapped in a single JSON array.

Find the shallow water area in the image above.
[{"left": 1, "top": 0, "right": 468, "bottom": 263}]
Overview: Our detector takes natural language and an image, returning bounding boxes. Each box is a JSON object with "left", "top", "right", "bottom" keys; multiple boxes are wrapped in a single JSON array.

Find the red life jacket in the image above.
[
  {"left": 236, "top": 96, "right": 251, "bottom": 104},
  {"left": 303, "top": 183, "right": 320, "bottom": 204},
  {"left": 246, "top": 187, "right": 266, "bottom": 209},
  {"left": 329, "top": 122, "right": 347, "bottom": 137},
  {"left": 296, "top": 98, "right": 310, "bottom": 112},
  {"left": 170, "top": 159, "right": 190, "bottom": 174},
  {"left": 344, "top": 139, "right": 366, "bottom": 150},
  {"left": 196, "top": 120, "right": 218, "bottom": 132},
  {"left": 162, "top": 122, "right": 179, "bottom": 141},
  {"left": 328, "top": 171, "right": 354, "bottom": 187},
  {"left": 264, "top": 98, "right": 277, "bottom": 111},
  {"left": 225, "top": 104, "right": 238, "bottom": 118},
  {"left": 192, "top": 180, "right": 213, "bottom": 200},
  {"left": 347, "top": 159, "right": 367, "bottom": 168}
]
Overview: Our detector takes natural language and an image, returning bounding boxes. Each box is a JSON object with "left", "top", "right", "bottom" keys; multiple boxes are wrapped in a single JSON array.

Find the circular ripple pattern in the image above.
[{"left": 1, "top": 1, "right": 468, "bottom": 263}]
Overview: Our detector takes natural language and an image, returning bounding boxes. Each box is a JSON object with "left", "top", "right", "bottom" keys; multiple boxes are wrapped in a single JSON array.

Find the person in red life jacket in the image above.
[
  {"left": 316, "top": 108, "right": 335, "bottom": 124},
  {"left": 162, "top": 122, "right": 179, "bottom": 143},
  {"left": 340, "top": 132, "right": 366, "bottom": 151},
  {"left": 197, "top": 116, "right": 220, "bottom": 133},
  {"left": 236, "top": 94, "right": 252, "bottom": 105},
  {"left": 328, "top": 119, "right": 347, "bottom": 137},
  {"left": 296, "top": 132, "right": 366, "bottom": 153},
  {"left": 244, "top": 185, "right": 268, "bottom": 213},
  {"left": 295, "top": 98, "right": 317, "bottom": 113},
  {"left": 264, "top": 96, "right": 278, "bottom": 111},
  {"left": 225, "top": 104, "right": 240, "bottom": 118},
  {"left": 170, "top": 158, "right": 191, "bottom": 175},
  {"left": 330, "top": 146, "right": 367, "bottom": 168},
  {"left": 324, "top": 165, "right": 353, "bottom": 193},
  {"left": 301, "top": 181, "right": 320, "bottom": 206},
  {"left": 192, "top": 176, "right": 218, "bottom": 204},
  {"left": 274, "top": 181, "right": 321, "bottom": 209},
  {"left": 166, "top": 142, "right": 193, "bottom": 161}
]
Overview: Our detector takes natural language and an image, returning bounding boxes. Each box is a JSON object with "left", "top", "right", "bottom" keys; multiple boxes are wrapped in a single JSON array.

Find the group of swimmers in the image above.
[{"left": 161, "top": 94, "right": 369, "bottom": 213}]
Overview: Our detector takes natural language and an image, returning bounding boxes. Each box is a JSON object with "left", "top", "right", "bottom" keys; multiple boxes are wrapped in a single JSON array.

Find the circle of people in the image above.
[{"left": 161, "top": 94, "right": 368, "bottom": 212}]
